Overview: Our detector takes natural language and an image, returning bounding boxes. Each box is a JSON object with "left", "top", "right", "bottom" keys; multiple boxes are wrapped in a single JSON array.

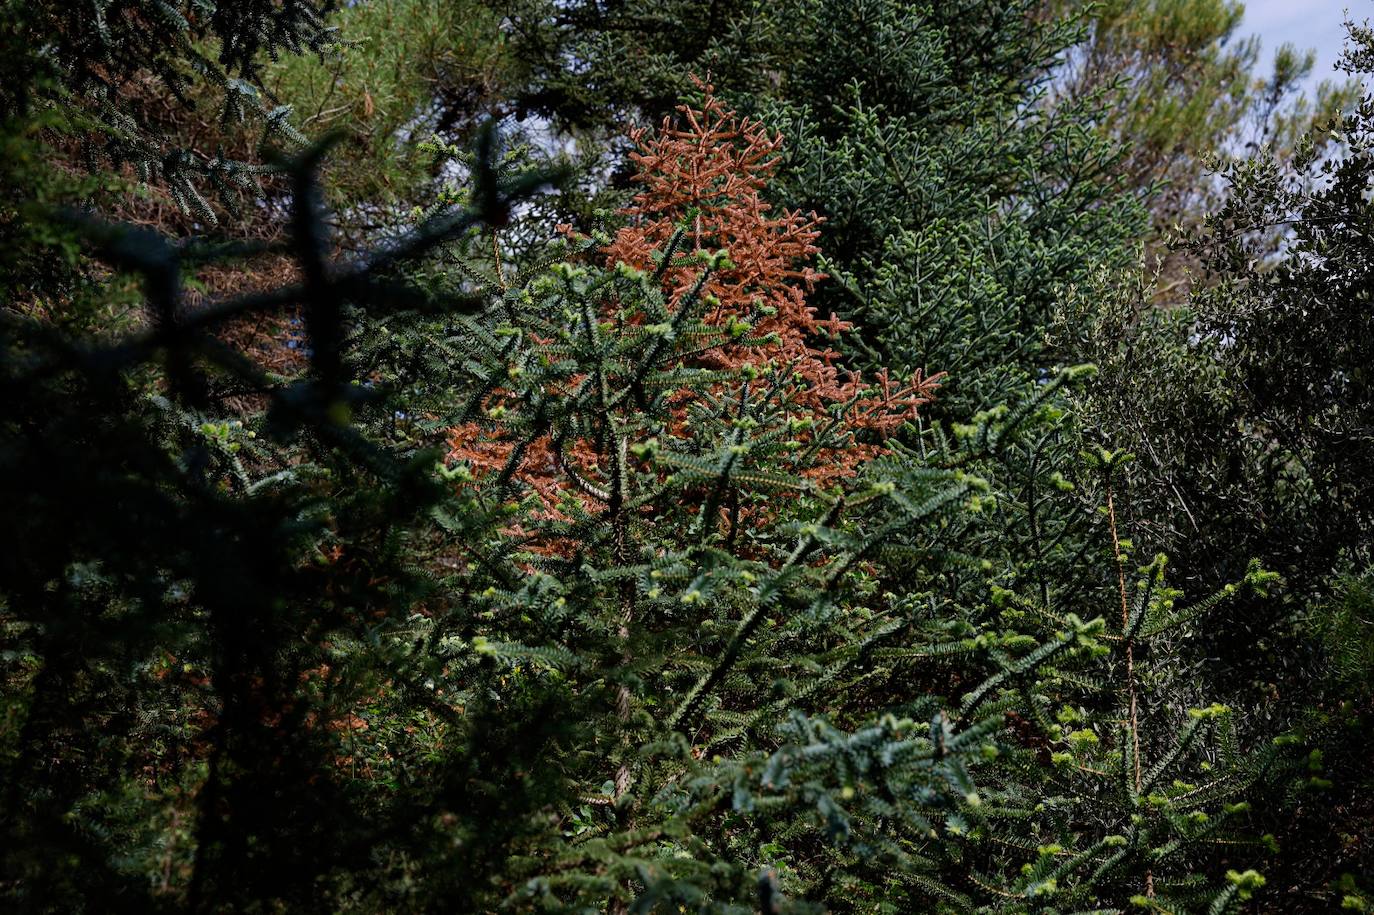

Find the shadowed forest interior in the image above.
[{"left": 2, "top": 1, "right": 1373, "bottom": 911}]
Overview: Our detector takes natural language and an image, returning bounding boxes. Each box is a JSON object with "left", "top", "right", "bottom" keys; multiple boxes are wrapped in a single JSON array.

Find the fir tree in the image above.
[
  {"left": 3, "top": 1, "right": 339, "bottom": 223},
  {"left": 360, "top": 88, "right": 1302, "bottom": 912},
  {"left": 2, "top": 4, "right": 1366, "bottom": 912},
  {"left": 1056, "top": 18, "right": 1374, "bottom": 905},
  {"left": 760, "top": 0, "right": 1145, "bottom": 417}
]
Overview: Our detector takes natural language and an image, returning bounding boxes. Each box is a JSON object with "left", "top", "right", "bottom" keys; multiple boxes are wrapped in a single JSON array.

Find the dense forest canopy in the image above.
[{"left": 1, "top": 1, "right": 1371, "bottom": 911}]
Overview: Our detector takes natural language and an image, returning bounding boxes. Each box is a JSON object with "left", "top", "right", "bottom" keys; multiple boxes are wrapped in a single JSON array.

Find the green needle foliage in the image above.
[
  {"left": 2, "top": 1, "right": 1371, "bottom": 912},
  {"left": 1055, "top": 20, "right": 1374, "bottom": 907},
  {"left": 0, "top": 129, "right": 559, "bottom": 910},
  {"left": 4, "top": 1, "right": 338, "bottom": 222},
  {"left": 760, "top": 0, "right": 1146, "bottom": 417}
]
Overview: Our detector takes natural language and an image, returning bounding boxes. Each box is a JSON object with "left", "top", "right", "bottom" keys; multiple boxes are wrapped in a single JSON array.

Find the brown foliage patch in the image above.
[{"left": 448, "top": 84, "right": 942, "bottom": 549}]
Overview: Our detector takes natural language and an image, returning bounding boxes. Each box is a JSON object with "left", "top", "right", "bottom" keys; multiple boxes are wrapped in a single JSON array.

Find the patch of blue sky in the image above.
[{"left": 1242, "top": 0, "right": 1360, "bottom": 88}]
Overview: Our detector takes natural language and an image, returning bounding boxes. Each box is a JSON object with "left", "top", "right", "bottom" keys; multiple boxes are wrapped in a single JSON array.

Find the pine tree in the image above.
[{"left": 1052, "top": 0, "right": 1359, "bottom": 253}]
